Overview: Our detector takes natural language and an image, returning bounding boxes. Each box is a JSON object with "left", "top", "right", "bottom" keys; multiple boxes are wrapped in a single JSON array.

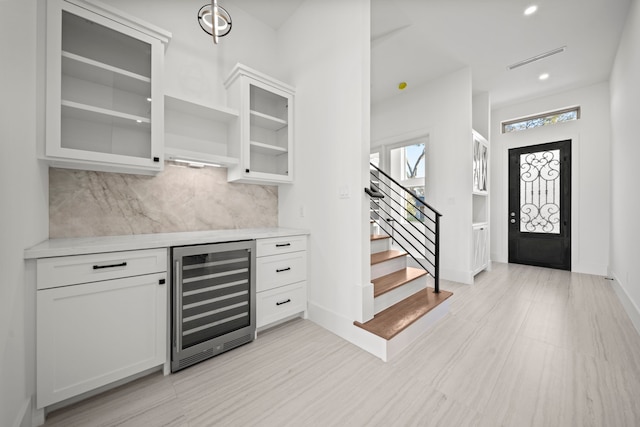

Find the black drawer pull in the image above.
[
  {"left": 275, "top": 243, "right": 291, "bottom": 248},
  {"left": 93, "top": 262, "right": 127, "bottom": 270},
  {"left": 276, "top": 267, "right": 291, "bottom": 273},
  {"left": 276, "top": 299, "right": 291, "bottom": 306}
]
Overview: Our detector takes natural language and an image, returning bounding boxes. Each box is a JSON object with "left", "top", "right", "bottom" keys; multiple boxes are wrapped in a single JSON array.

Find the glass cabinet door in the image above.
[{"left": 45, "top": 0, "right": 168, "bottom": 173}]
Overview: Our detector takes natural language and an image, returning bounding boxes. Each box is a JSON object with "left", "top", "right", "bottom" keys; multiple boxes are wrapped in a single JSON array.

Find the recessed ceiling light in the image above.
[
  {"left": 524, "top": 5, "right": 538, "bottom": 16},
  {"left": 539, "top": 73, "right": 550, "bottom": 80}
]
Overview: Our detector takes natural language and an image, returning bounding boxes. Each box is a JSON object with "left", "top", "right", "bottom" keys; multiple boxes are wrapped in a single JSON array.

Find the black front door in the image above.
[{"left": 508, "top": 140, "right": 571, "bottom": 270}]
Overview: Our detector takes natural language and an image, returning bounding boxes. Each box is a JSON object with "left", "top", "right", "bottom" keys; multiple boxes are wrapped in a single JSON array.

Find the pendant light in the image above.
[{"left": 197, "top": 0, "right": 232, "bottom": 44}]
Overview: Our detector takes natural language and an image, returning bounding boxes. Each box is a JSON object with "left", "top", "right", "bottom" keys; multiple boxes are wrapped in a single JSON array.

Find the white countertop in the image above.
[{"left": 24, "top": 228, "right": 309, "bottom": 259}]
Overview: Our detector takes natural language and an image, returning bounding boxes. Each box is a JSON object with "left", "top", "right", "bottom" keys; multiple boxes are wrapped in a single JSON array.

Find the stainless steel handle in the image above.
[{"left": 174, "top": 260, "right": 181, "bottom": 352}]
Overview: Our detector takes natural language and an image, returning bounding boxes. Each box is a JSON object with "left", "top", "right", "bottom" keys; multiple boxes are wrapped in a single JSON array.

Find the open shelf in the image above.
[
  {"left": 164, "top": 147, "right": 238, "bottom": 167},
  {"left": 165, "top": 95, "right": 239, "bottom": 123},
  {"left": 250, "top": 110, "right": 287, "bottom": 131},
  {"left": 250, "top": 141, "right": 287, "bottom": 155},
  {"left": 62, "top": 100, "right": 150, "bottom": 129},
  {"left": 62, "top": 51, "right": 150, "bottom": 96}
]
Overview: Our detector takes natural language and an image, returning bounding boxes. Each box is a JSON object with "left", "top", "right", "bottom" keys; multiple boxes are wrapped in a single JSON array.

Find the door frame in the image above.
[{"left": 508, "top": 139, "right": 572, "bottom": 270}]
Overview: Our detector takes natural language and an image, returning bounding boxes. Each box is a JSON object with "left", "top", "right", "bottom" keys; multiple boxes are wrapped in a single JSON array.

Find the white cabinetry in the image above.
[
  {"left": 45, "top": 0, "right": 171, "bottom": 175},
  {"left": 224, "top": 64, "right": 295, "bottom": 184},
  {"left": 472, "top": 224, "right": 489, "bottom": 275},
  {"left": 255, "top": 235, "right": 307, "bottom": 329},
  {"left": 36, "top": 248, "right": 168, "bottom": 408},
  {"left": 164, "top": 95, "right": 239, "bottom": 167},
  {"left": 472, "top": 130, "right": 490, "bottom": 276}
]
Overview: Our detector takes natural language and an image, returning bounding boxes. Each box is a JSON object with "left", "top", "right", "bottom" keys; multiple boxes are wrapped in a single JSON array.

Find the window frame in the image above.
[{"left": 501, "top": 106, "right": 581, "bottom": 134}]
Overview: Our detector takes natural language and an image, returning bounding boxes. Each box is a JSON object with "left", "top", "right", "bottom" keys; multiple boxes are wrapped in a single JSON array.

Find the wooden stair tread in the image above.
[
  {"left": 373, "top": 267, "right": 428, "bottom": 298},
  {"left": 371, "top": 234, "right": 391, "bottom": 241},
  {"left": 354, "top": 288, "right": 453, "bottom": 340},
  {"left": 371, "top": 249, "right": 406, "bottom": 265}
]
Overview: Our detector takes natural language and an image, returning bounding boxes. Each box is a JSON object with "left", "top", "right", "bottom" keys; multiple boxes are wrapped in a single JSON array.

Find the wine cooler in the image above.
[{"left": 171, "top": 240, "right": 256, "bottom": 372}]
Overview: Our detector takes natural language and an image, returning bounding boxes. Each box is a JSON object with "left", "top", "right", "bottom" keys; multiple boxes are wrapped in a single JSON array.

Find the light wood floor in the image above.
[{"left": 43, "top": 262, "right": 640, "bottom": 426}]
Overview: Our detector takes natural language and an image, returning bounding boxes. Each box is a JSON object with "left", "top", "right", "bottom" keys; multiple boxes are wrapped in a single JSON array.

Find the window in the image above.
[
  {"left": 502, "top": 106, "right": 580, "bottom": 133},
  {"left": 390, "top": 141, "right": 425, "bottom": 221}
]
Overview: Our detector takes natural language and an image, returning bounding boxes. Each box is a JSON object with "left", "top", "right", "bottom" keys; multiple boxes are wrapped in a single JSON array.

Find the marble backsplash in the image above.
[{"left": 49, "top": 163, "right": 278, "bottom": 238}]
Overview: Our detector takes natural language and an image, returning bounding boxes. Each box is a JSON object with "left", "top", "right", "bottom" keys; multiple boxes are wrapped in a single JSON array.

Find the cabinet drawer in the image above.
[
  {"left": 256, "top": 251, "right": 306, "bottom": 292},
  {"left": 256, "top": 235, "right": 306, "bottom": 257},
  {"left": 37, "top": 248, "right": 167, "bottom": 290},
  {"left": 257, "top": 281, "right": 307, "bottom": 328}
]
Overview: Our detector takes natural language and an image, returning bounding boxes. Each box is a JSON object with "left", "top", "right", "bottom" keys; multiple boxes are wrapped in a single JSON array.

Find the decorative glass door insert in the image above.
[{"left": 519, "top": 149, "right": 561, "bottom": 234}]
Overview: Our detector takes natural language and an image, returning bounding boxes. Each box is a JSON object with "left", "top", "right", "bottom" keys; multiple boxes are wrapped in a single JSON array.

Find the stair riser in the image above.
[
  {"left": 386, "top": 300, "right": 450, "bottom": 361},
  {"left": 370, "top": 222, "right": 380, "bottom": 235},
  {"left": 374, "top": 275, "right": 427, "bottom": 314},
  {"left": 371, "top": 256, "right": 407, "bottom": 280},
  {"left": 370, "top": 238, "right": 390, "bottom": 255}
]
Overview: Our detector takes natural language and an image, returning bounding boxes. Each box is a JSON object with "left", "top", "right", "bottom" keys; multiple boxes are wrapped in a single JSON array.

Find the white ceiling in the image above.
[{"left": 232, "top": 0, "right": 632, "bottom": 108}]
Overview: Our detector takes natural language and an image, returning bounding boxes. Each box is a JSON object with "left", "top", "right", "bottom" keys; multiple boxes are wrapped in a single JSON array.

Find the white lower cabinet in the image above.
[
  {"left": 255, "top": 236, "right": 307, "bottom": 329},
  {"left": 472, "top": 224, "right": 489, "bottom": 275},
  {"left": 36, "top": 249, "right": 167, "bottom": 408},
  {"left": 257, "top": 281, "right": 307, "bottom": 328}
]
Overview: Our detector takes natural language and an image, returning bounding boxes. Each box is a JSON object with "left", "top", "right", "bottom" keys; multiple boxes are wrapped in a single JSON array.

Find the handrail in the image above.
[
  {"left": 364, "top": 187, "right": 384, "bottom": 199},
  {"left": 371, "top": 162, "right": 443, "bottom": 217},
  {"left": 372, "top": 183, "right": 437, "bottom": 252},
  {"left": 366, "top": 162, "right": 441, "bottom": 293}
]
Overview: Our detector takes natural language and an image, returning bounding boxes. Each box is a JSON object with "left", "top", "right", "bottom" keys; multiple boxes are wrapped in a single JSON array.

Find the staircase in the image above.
[{"left": 353, "top": 163, "right": 452, "bottom": 361}]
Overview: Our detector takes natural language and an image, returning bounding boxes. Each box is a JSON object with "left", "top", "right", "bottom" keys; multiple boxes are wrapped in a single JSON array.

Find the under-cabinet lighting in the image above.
[{"left": 172, "top": 158, "right": 222, "bottom": 168}]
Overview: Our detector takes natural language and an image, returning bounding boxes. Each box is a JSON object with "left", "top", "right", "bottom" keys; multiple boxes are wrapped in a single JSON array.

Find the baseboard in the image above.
[
  {"left": 12, "top": 397, "right": 31, "bottom": 427},
  {"left": 440, "top": 267, "right": 473, "bottom": 285},
  {"left": 307, "top": 301, "right": 386, "bottom": 360},
  {"left": 610, "top": 272, "right": 640, "bottom": 336}
]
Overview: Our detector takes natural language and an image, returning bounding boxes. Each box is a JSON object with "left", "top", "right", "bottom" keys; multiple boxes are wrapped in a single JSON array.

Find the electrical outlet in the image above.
[{"left": 339, "top": 185, "right": 350, "bottom": 199}]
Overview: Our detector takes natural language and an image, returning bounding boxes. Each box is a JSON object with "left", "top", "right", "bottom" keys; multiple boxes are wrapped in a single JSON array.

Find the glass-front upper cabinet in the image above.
[
  {"left": 224, "top": 64, "right": 295, "bottom": 185},
  {"left": 45, "top": 0, "right": 171, "bottom": 174},
  {"left": 472, "top": 131, "right": 489, "bottom": 194}
]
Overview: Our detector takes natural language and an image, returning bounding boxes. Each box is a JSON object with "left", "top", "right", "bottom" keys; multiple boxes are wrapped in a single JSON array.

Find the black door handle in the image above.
[{"left": 93, "top": 262, "right": 127, "bottom": 270}]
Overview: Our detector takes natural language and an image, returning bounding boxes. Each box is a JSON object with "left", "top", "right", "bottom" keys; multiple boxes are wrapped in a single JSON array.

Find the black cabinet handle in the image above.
[
  {"left": 276, "top": 299, "right": 291, "bottom": 306},
  {"left": 159, "top": 278, "right": 166, "bottom": 285},
  {"left": 275, "top": 243, "right": 291, "bottom": 247},
  {"left": 93, "top": 262, "right": 127, "bottom": 270},
  {"left": 276, "top": 267, "right": 291, "bottom": 273}
]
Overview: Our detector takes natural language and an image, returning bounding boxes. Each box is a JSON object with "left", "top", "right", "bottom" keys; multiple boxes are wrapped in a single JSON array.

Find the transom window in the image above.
[{"left": 502, "top": 106, "right": 580, "bottom": 133}]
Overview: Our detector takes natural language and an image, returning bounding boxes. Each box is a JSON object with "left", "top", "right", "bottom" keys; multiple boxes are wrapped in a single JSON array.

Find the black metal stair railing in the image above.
[{"left": 365, "top": 162, "right": 442, "bottom": 293}]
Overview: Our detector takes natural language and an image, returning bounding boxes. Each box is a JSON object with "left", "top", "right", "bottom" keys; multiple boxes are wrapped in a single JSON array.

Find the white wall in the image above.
[
  {"left": 371, "top": 68, "right": 474, "bottom": 284},
  {"left": 0, "top": 1, "right": 49, "bottom": 426},
  {"left": 105, "top": 0, "right": 283, "bottom": 105},
  {"left": 277, "top": 0, "right": 372, "bottom": 339},
  {"left": 491, "top": 82, "right": 611, "bottom": 276},
  {"left": 473, "top": 92, "right": 491, "bottom": 141},
  {"left": 609, "top": 0, "right": 640, "bottom": 330}
]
